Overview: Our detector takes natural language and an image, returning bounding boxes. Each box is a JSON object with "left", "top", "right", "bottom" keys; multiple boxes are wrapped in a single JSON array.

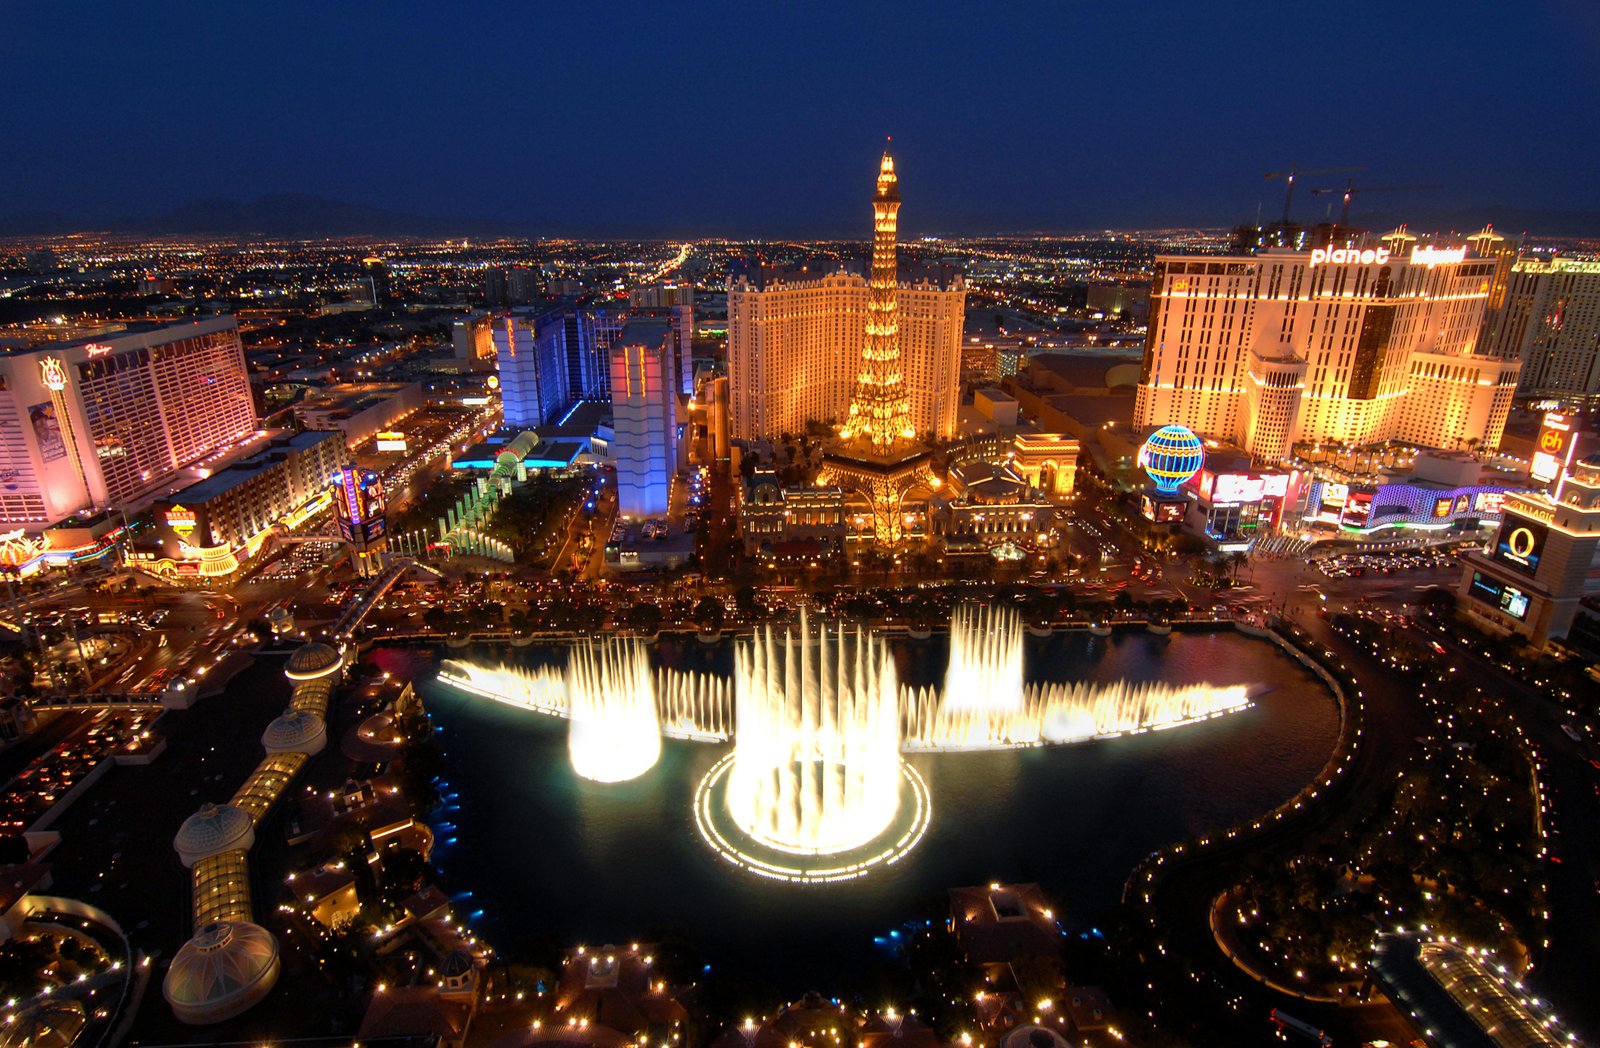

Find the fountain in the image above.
[
  {"left": 903, "top": 678, "right": 1250, "bottom": 750},
  {"left": 726, "top": 615, "right": 903, "bottom": 854},
  {"left": 436, "top": 604, "right": 1255, "bottom": 880},
  {"left": 693, "top": 613, "right": 931, "bottom": 882},
  {"left": 566, "top": 637, "right": 661, "bottom": 783},
  {"left": 943, "top": 603, "right": 1024, "bottom": 714}
]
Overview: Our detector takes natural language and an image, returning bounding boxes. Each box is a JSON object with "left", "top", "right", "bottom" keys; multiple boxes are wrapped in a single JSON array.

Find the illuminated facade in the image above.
[
  {"left": 141, "top": 431, "right": 344, "bottom": 576},
  {"left": 609, "top": 321, "right": 680, "bottom": 517},
  {"left": 727, "top": 202, "right": 965, "bottom": 443},
  {"left": 1485, "top": 256, "right": 1600, "bottom": 396},
  {"left": 1458, "top": 415, "right": 1600, "bottom": 646},
  {"left": 334, "top": 465, "right": 388, "bottom": 577},
  {"left": 0, "top": 318, "right": 255, "bottom": 526},
  {"left": 495, "top": 305, "right": 688, "bottom": 430},
  {"left": 1133, "top": 241, "right": 1520, "bottom": 461}
]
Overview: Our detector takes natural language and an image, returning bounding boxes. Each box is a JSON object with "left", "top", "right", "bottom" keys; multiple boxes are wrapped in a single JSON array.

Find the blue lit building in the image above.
[
  {"left": 610, "top": 321, "right": 680, "bottom": 517},
  {"left": 493, "top": 307, "right": 628, "bottom": 429}
]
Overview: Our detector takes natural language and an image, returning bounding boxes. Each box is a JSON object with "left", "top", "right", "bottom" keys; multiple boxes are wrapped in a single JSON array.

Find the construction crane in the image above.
[
  {"left": 1263, "top": 166, "right": 1363, "bottom": 224},
  {"left": 1311, "top": 178, "right": 1442, "bottom": 225}
]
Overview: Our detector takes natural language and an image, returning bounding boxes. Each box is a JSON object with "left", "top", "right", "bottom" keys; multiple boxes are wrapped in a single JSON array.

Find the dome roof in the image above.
[
  {"left": 163, "top": 921, "right": 281, "bottom": 1025},
  {"left": 261, "top": 709, "right": 327, "bottom": 755},
  {"left": 440, "top": 949, "right": 474, "bottom": 979},
  {"left": 0, "top": 1000, "right": 85, "bottom": 1048},
  {"left": 284, "top": 642, "right": 342, "bottom": 681},
  {"left": 1001, "top": 1027, "right": 1067, "bottom": 1048},
  {"left": 174, "top": 803, "right": 255, "bottom": 867}
]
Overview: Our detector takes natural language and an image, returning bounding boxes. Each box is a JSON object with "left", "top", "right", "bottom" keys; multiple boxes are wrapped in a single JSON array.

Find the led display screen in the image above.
[{"left": 1493, "top": 517, "right": 1547, "bottom": 575}]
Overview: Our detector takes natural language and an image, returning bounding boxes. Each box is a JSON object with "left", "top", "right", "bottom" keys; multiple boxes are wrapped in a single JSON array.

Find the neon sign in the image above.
[
  {"left": 39, "top": 358, "right": 68, "bottom": 391},
  {"left": 85, "top": 344, "right": 113, "bottom": 358},
  {"left": 1411, "top": 245, "right": 1466, "bottom": 268},
  {"left": 1309, "top": 247, "right": 1390, "bottom": 267},
  {"left": 165, "top": 504, "right": 198, "bottom": 536}
]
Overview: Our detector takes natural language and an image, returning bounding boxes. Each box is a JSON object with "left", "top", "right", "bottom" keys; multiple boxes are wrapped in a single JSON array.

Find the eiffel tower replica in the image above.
[{"left": 821, "top": 145, "right": 935, "bottom": 551}]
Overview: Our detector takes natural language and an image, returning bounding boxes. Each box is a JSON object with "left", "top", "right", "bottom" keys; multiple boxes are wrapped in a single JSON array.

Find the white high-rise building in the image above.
[
  {"left": 1133, "top": 240, "right": 1520, "bottom": 462},
  {"left": 727, "top": 262, "right": 965, "bottom": 442},
  {"left": 0, "top": 317, "right": 256, "bottom": 526},
  {"left": 1485, "top": 256, "right": 1600, "bottom": 397},
  {"left": 609, "top": 320, "right": 679, "bottom": 517}
]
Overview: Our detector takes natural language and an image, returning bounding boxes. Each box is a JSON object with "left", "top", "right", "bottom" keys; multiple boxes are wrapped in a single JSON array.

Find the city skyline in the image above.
[
  {"left": 7, "top": 2, "right": 1600, "bottom": 236},
  {"left": 2, "top": 9, "right": 1599, "bottom": 1045}
]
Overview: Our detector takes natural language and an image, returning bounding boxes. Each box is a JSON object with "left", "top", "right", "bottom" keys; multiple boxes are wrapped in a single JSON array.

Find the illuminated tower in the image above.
[
  {"left": 38, "top": 357, "right": 93, "bottom": 511},
  {"left": 333, "top": 464, "right": 388, "bottom": 577},
  {"left": 841, "top": 149, "right": 912, "bottom": 453},
  {"left": 822, "top": 145, "right": 937, "bottom": 552}
]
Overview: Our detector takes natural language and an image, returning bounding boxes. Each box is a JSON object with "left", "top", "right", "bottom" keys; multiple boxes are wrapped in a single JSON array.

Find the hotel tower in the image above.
[
  {"left": 1133, "top": 236, "right": 1521, "bottom": 462},
  {"left": 727, "top": 155, "right": 965, "bottom": 445}
]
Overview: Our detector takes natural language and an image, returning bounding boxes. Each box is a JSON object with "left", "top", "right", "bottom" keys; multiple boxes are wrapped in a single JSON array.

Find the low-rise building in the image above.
[
  {"left": 297, "top": 382, "right": 424, "bottom": 448},
  {"left": 136, "top": 430, "right": 345, "bottom": 577},
  {"left": 933, "top": 462, "right": 1055, "bottom": 543},
  {"left": 739, "top": 468, "right": 848, "bottom": 561}
]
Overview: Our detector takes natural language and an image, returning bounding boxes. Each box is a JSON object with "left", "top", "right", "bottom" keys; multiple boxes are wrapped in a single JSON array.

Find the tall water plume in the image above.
[
  {"left": 566, "top": 637, "right": 661, "bottom": 783},
  {"left": 726, "top": 612, "right": 903, "bottom": 855},
  {"left": 944, "top": 604, "right": 1025, "bottom": 713}
]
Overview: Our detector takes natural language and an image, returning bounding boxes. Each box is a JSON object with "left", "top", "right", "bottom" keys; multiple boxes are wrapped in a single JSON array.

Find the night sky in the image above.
[{"left": 7, "top": 1, "right": 1600, "bottom": 235}]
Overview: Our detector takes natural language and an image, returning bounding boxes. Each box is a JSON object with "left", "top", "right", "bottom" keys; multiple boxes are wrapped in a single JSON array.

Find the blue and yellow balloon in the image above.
[{"left": 1138, "top": 425, "right": 1204, "bottom": 493}]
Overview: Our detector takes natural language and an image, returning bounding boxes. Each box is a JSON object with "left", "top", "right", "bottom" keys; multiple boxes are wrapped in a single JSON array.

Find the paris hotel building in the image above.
[
  {"left": 0, "top": 317, "right": 257, "bottom": 527},
  {"left": 1133, "top": 235, "right": 1522, "bottom": 462},
  {"left": 727, "top": 261, "right": 966, "bottom": 442}
]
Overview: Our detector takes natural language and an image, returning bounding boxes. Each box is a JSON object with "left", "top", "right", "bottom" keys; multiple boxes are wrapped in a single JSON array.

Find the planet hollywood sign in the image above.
[
  {"left": 1309, "top": 246, "right": 1391, "bottom": 267},
  {"left": 1308, "top": 245, "right": 1469, "bottom": 269}
]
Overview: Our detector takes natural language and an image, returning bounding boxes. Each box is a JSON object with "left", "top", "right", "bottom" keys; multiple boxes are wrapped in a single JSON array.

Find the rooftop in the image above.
[
  {"left": 0, "top": 315, "right": 237, "bottom": 358},
  {"left": 728, "top": 257, "right": 964, "bottom": 291},
  {"left": 162, "top": 430, "right": 342, "bottom": 504}
]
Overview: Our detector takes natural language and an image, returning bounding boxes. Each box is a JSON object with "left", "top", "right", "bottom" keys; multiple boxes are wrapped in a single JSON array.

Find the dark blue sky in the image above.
[{"left": 7, "top": 1, "right": 1600, "bottom": 235}]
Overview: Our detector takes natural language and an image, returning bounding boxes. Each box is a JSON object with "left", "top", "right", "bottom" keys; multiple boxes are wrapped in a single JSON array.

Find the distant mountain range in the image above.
[
  {"left": 0, "top": 194, "right": 517, "bottom": 239},
  {"left": 3, "top": 193, "right": 1600, "bottom": 239}
]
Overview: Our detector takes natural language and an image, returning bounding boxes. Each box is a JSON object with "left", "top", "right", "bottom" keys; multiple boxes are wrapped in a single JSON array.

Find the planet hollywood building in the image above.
[{"left": 1134, "top": 236, "right": 1521, "bottom": 463}]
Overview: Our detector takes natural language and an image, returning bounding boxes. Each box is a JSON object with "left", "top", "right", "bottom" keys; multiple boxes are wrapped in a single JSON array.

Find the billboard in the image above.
[
  {"left": 1207, "top": 472, "right": 1291, "bottom": 505},
  {"left": 375, "top": 431, "right": 408, "bottom": 453},
  {"left": 165, "top": 504, "right": 198, "bottom": 538},
  {"left": 1340, "top": 492, "right": 1372, "bottom": 528},
  {"left": 28, "top": 402, "right": 65, "bottom": 463},
  {"left": 1141, "top": 494, "right": 1188, "bottom": 523},
  {"left": 1529, "top": 412, "right": 1576, "bottom": 485},
  {"left": 1493, "top": 516, "right": 1547, "bottom": 575},
  {"left": 1432, "top": 496, "right": 1453, "bottom": 519},
  {"left": 1468, "top": 571, "right": 1532, "bottom": 621},
  {"left": 334, "top": 469, "right": 387, "bottom": 545}
]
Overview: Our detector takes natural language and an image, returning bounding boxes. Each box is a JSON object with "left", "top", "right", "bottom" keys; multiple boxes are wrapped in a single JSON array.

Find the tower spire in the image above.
[{"left": 843, "top": 146, "right": 911, "bottom": 454}]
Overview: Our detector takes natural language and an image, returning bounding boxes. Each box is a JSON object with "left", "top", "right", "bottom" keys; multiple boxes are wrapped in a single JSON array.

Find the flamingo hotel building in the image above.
[
  {"left": 0, "top": 317, "right": 257, "bottom": 528},
  {"left": 1133, "top": 234, "right": 1522, "bottom": 463}
]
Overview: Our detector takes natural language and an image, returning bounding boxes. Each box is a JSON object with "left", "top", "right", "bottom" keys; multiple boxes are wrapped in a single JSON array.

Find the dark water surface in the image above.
[{"left": 414, "top": 629, "right": 1338, "bottom": 988}]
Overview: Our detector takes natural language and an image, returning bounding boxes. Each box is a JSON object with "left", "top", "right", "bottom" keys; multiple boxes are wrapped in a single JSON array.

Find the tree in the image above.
[
  {"left": 626, "top": 602, "right": 662, "bottom": 634},
  {"left": 694, "top": 597, "right": 725, "bottom": 632},
  {"left": 732, "top": 584, "right": 763, "bottom": 621}
]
